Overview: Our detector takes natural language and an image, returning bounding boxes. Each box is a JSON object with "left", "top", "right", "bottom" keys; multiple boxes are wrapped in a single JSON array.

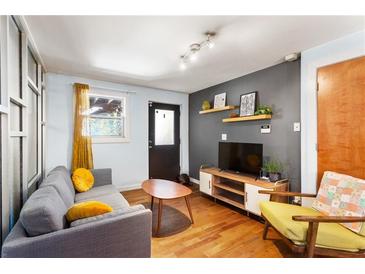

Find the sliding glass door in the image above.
[{"left": 0, "top": 15, "right": 46, "bottom": 243}]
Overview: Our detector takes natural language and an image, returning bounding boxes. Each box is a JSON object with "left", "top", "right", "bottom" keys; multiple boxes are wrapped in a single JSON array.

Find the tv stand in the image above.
[{"left": 199, "top": 167, "right": 288, "bottom": 216}]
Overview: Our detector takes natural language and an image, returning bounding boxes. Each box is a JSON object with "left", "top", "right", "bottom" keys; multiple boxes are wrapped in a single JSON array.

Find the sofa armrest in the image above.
[
  {"left": 2, "top": 209, "right": 152, "bottom": 258},
  {"left": 91, "top": 168, "right": 112, "bottom": 186},
  {"left": 292, "top": 215, "right": 365, "bottom": 223},
  {"left": 258, "top": 190, "right": 317, "bottom": 198}
]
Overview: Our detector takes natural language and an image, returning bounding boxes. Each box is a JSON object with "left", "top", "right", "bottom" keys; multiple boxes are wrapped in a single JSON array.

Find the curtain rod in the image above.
[{"left": 71, "top": 83, "right": 136, "bottom": 94}]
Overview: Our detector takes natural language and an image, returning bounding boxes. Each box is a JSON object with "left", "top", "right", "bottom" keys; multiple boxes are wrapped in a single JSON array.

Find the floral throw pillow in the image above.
[{"left": 312, "top": 171, "right": 365, "bottom": 233}]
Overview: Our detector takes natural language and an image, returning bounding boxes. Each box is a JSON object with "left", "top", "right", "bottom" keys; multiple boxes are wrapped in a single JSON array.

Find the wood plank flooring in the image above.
[{"left": 122, "top": 185, "right": 297, "bottom": 258}]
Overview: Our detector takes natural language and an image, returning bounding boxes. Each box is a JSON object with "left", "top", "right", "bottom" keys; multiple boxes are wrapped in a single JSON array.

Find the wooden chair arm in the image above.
[
  {"left": 258, "top": 190, "right": 317, "bottom": 198},
  {"left": 293, "top": 215, "right": 365, "bottom": 223}
]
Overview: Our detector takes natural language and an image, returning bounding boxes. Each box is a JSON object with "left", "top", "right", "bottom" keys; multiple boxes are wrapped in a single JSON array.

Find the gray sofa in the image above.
[{"left": 1, "top": 166, "right": 152, "bottom": 258}]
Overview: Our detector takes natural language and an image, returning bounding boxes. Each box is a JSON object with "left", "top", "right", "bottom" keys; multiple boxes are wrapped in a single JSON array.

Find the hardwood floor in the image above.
[{"left": 122, "top": 185, "right": 297, "bottom": 258}]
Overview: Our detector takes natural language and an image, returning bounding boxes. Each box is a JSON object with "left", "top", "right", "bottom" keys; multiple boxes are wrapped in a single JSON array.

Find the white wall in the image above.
[
  {"left": 46, "top": 73, "right": 189, "bottom": 190},
  {"left": 301, "top": 30, "right": 365, "bottom": 197}
]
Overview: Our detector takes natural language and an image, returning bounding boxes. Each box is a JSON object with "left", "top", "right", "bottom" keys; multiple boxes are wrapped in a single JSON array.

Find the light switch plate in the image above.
[
  {"left": 221, "top": 133, "right": 227, "bottom": 141},
  {"left": 294, "top": 122, "right": 301, "bottom": 132}
]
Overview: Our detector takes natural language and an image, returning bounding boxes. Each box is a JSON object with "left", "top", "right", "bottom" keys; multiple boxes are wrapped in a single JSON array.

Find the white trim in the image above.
[
  {"left": 301, "top": 30, "right": 365, "bottom": 195},
  {"left": 92, "top": 137, "right": 130, "bottom": 144},
  {"left": 9, "top": 131, "right": 26, "bottom": 137},
  {"left": 189, "top": 177, "right": 199, "bottom": 185},
  {"left": 10, "top": 97, "right": 27, "bottom": 107},
  {"left": 118, "top": 184, "right": 142, "bottom": 192},
  {"left": 0, "top": 105, "right": 8, "bottom": 114},
  {"left": 27, "top": 77, "right": 40, "bottom": 95},
  {"left": 16, "top": 16, "right": 46, "bottom": 70}
]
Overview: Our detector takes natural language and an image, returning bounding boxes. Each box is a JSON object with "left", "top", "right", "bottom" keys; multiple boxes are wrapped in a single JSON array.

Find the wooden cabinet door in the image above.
[
  {"left": 199, "top": 171, "right": 212, "bottom": 195},
  {"left": 317, "top": 56, "right": 365, "bottom": 189},
  {"left": 245, "top": 184, "right": 269, "bottom": 215}
]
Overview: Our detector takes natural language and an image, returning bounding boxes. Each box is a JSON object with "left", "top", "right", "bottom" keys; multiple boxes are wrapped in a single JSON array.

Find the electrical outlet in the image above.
[
  {"left": 261, "top": 124, "right": 271, "bottom": 134},
  {"left": 294, "top": 122, "right": 301, "bottom": 132},
  {"left": 221, "top": 133, "right": 227, "bottom": 141}
]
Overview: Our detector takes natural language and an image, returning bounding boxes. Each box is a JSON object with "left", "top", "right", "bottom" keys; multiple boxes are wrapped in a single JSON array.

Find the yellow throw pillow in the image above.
[
  {"left": 72, "top": 168, "right": 94, "bottom": 192},
  {"left": 66, "top": 201, "right": 113, "bottom": 222}
]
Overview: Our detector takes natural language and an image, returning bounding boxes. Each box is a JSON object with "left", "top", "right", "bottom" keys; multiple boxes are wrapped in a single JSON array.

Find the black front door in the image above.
[{"left": 148, "top": 102, "right": 180, "bottom": 180}]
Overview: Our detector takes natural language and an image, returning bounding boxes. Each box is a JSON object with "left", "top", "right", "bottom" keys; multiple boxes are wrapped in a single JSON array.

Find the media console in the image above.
[{"left": 199, "top": 167, "right": 288, "bottom": 216}]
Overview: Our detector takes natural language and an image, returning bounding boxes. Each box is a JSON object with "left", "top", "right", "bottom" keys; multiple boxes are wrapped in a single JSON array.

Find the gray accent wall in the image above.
[{"left": 189, "top": 60, "right": 301, "bottom": 191}]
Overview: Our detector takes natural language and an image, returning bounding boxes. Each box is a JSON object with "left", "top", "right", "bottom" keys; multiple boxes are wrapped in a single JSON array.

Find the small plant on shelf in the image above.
[
  {"left": 262, "top": 159, "right": 283, "bottom": 182},
  {"left": 255, "top": 105, "right": 272, "bottom": 115}
]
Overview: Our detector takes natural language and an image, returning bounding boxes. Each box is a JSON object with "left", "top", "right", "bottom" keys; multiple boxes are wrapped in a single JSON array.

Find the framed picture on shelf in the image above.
[
  {"left": 239, "top": 91, "right": 257, "bottom": 116},
  {"left": 213, "top": 92, "right": 226, "bottom": 109}
]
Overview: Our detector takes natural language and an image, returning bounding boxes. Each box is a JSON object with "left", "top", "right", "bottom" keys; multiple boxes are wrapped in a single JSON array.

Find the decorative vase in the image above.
[
  {"left": 269, "top": 172, "right": 281, "bottom": 182},
  {"left": 202, "top": 100, "right": 211, "bottom": 111}
]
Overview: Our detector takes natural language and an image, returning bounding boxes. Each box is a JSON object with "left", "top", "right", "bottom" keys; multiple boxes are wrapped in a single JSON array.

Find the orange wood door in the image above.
[{"left": 317, "top": 56, "right": 365, "bottom": 189}]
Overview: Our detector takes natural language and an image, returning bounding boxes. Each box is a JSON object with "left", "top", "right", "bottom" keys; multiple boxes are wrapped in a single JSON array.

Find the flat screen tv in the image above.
[{"left": 218, "top": 142, "right": 263, "bottom": 176}]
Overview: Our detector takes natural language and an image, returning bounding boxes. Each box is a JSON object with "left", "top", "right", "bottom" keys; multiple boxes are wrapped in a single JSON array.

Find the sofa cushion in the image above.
[
  {"left": 312, "top": 171, "right": 365, "bottom": 234},
  {"left": 260, "top": 201, "right": 365, "bottom": 252},
  {"left": 74, "top": 185, "right": 119, "bottom": 202},
  {"left": 20, "top": 187, "right": 67, "bottom": 237},
  {"left": 76, "top": 193, "right": 129, "bottom": 210},
  {"left": 70, "top": 205, "right": 145, "bottom": 227},
  {"left": 47, "top": 166, "right": 75, "bottom": 197},
  {"left": 66, "top": 201, "right": 113, "bottom": 222},
  {"left": 72, "top": 168, "right": 94, "bottom": 192},
  {"left": 40, "top": 172, "right": 75, "bottom": 208}
]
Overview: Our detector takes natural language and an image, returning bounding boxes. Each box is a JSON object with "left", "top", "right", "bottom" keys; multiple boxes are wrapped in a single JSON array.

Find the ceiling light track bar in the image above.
[{"left": 179, "top": 31, "right": 216, "bottom": 70}]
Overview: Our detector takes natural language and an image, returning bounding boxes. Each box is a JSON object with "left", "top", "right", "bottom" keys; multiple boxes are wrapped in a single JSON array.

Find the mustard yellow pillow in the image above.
[
  {"left": 66, "top": 201, "right": 113, "bottom": 222},
  {"left": 72, "top": 168, "right": 94, "bottom": 192}
]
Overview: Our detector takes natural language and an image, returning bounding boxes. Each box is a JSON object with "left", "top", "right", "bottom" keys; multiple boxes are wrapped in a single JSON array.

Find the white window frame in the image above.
[{"left": 89, "top": 89, "right": 130, "bottom": 144}]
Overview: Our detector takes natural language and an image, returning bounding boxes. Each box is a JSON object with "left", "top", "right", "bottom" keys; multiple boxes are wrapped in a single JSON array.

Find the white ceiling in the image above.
[{"left": 25, "top": 16, "right": 364, "bottom": 93}]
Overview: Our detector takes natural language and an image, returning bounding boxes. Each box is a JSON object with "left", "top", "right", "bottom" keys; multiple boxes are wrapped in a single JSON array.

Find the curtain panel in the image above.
[{"left": 71, "top": 83, "right": 94, "bottom": 171}]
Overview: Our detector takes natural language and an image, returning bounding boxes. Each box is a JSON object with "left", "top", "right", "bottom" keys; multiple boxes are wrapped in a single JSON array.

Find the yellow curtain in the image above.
[{"left": 71, "top": 83, "right": 94, "bottom": 171}]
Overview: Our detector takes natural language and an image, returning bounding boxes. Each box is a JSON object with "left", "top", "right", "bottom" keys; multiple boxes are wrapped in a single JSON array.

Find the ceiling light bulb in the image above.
[
  {"left": 207, "top": 40, "right": 215, "bottom": 49},
  {"left": 179, "top": 62, "right": 187, "bottom": 70},
  {"left": 189, "top": 52, "right": 198, "bottom": 62}
]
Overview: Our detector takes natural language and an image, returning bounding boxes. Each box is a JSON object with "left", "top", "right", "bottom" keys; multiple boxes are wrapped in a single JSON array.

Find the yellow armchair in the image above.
[{"left": 258, "top": 190, "right": 365, "bottom": 258}]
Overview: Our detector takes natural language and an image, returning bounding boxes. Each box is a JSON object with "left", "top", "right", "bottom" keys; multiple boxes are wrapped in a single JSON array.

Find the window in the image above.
[{"left": 88, "top": 92, "right": 129, "bottom": 143}]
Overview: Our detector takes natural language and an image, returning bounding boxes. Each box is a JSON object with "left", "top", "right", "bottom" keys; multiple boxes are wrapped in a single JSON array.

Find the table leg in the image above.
[
  {"left": 156, "top": 199, "right": 163, "bottom": 235},
  {"left": 185, "top": 196, "right": 194, "bottom": 224},
  {"left": 150, "top": 196, "right": 154, "bottom": 211}
]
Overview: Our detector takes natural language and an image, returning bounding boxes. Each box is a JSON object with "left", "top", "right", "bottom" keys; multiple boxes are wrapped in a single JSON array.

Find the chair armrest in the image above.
[
  {"left": 293, "top": 215, "right": 365, "bottom": 223},
  {"left": 258, "top": 190, "right": 317, "bottom": 198},
  {"left": 91, "top": 168, "right": 112, "bottom": 186},
  {"left": 2, "top": 209, "right": 152, "bottom": 258}
]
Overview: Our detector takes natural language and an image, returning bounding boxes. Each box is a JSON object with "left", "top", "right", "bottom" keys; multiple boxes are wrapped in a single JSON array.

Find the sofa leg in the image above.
[
  {"left": 263, "top": 220, "right": 270, "bottom": 240},
  {"left": 306, "top": 222, "right": 319, "bottom": 258}
]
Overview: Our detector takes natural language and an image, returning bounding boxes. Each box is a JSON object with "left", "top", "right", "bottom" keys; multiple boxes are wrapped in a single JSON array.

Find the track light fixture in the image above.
[{"left": 179, "top": 32, "right": 216, "bottom": 70}]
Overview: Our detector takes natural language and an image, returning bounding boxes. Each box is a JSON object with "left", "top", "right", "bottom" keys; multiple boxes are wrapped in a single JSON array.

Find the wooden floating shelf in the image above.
[
  {"left": 222, "top": 114, "right": 272, "bottom": 123},
  {"left": 199, "top": 105, "right": 238, "bottom": 114}
]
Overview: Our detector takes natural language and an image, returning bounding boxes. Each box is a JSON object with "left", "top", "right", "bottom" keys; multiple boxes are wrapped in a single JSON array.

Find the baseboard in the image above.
[
  {"left": 190, "top": 177, "right": 199, "bottom": 185},
  {"left": 118, "top": 183, "right": 142, "bottom": 192}
]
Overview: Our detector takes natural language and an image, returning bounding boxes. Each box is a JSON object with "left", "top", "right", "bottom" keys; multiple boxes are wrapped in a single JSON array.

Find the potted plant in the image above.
[{"left": 262, "top": 160, "right": 283, "bottom": 182}]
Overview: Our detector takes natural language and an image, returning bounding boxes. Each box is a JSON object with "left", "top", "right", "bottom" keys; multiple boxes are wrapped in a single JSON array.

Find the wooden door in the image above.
[{"left": 317, "top": 56, "right": 365, "bottom": 189}]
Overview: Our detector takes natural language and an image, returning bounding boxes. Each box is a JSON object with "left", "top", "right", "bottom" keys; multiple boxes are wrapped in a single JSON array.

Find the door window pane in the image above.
[
  {"left": 9, "top": 17, "right": 21, "bottom": 99},
  {"left": 155, "top": 109, "right": 174, "bottom": 145},
  {"left": 9, "top": 137, "right": 22, "bottom": 224},
  {"left": 27, "top": 87, "right": 38, "bottom": 180},
  {"left": 10, "top": 102, "right": 22, "bottom": 131},
  {"left": 28, "top": 48, "right": 38, "bottom": 85}
]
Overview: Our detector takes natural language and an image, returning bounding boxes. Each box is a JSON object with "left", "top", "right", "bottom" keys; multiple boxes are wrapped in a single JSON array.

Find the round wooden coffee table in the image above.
[{"left": 142, "top": 179, "right": 194, "bottom": 235}]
